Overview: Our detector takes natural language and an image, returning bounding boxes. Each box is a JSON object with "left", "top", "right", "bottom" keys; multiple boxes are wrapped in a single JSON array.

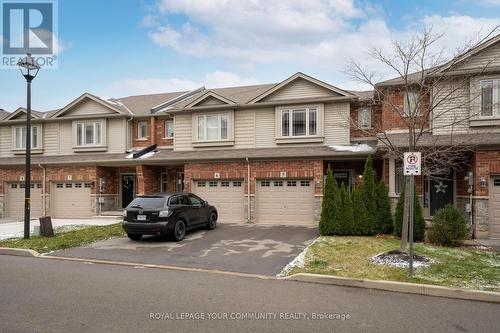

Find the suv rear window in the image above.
[{"left": 127, "top": 197, "right": 166, "bottom": 210}]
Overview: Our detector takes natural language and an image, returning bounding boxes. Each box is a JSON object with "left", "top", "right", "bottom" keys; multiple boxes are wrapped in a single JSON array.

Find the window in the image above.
[
  {"left": 403, "top": 91, "right": 420, "bottom": 116},
  {"left": 84, "top": 183, "right": 92, "bottom": 188},
  {"left": 274, "top": 181, "right": 283, "bottom": 187},
  {"left": 233, "top": 181, "right": 242, "bottom": 187},
  {"left": 395, "top": 170, "right": 405, "bottom": 195},
  {"left": 56, "top": 183, "right": 63, "bottom": 188},
  {"left": 14, "top": 125, "right": 41, "bottom": 149},
  {"left": 358, "top": 108, "right": 371, "bottom": 129},
  {"left": 287, "top": 181, "right": 297, "bottom": 187},
  {"left": 261, "top": 181, "right": 270, "bottom": 187},
  {"left": 37, "top": 184, "right": 42, "bottom": 189},
  {"left": 161, "top": 173, "right": 168, "bottom": 192},
  {"left": 300, "top": 181, "right": 311, "bottom": 187},
  {"left": 221, "top": 181, "right": 230, "bottom": 187},
  {"left": 10, "top": 184, "right": 17, "bottom": 189},
  {"left": 165, "top": 120, "right": 174, "bottom": 138},
  {"left": 209, "top": 181, "right": 217, "bottom": 187},
  {"left": 76, "top": 122, "right": 103, "bottom": 146},
  {"left": 197, "top": 181, "right": 206, "bottom": 187},
  {"left": 65, "top": 183, "right": 73, "bottom": 188},
  {"left": 280, "top": 107, "right": 318, "bottom": 137},
  {"left": 75, "top": 183, "right": 82, "bottom": 188},
  {"left": 137, "top": 121, "right": 148, "bottom": 140},
  {"left": 169, "top": 196, "right": 180, "bottom": 205},
  {"left": 189, "top": 194, "right": 203, "bottom": 206},
  {"left": 480, "top": 80, "right": 495, "bottom": 117},
  {"left": 197, "top": 113, "right": 229, "bottom": 141}
]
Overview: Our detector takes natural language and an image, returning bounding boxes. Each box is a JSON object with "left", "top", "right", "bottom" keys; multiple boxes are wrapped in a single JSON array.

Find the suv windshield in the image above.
[{"left": 127, "top": 197, "right": 167, "bottom": 210}]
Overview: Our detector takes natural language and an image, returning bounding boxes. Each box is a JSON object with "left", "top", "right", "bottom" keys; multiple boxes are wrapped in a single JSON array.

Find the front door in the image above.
[
  {"left": 121, "top": 175, "right": 136, "bottom": 208},
  {"left": 429, "top": 175, "right": 454, "bottom": 216}
]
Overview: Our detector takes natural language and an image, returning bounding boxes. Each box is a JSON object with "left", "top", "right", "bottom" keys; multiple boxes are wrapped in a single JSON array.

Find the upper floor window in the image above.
[
  {"left": 76, "top": 121, "right": 102, "bottom": 147},
  {"left": 14, "top": 125, "right": 41, "bottom": 149},
  {"left": 165, "top": 120, "right": 174, "bottom": 138},
  {"left": 403, "top": 91, "right": 419, "bottom": 116},
  {"left": 137, "top": 121, "right": 148, "bottom": 140},
  {"left": 197, "top": 113, "right": 229, "bottom": 141},
  {"left": 480, "top": 80, "right": 500, "bottom": 117},
  {"left": 358, "top": 107, "right": 371, "bottom": 129},
  {"left": 280, "top": 107, "right": 317, "bottom": 137}
]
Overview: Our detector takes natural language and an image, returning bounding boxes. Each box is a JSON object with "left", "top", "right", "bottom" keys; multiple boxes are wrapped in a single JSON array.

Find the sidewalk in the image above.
[
  {"left": 0, "top": 217, "right": 120, "bottom": 240},
  {"left": 464, "top": 239, "right": 500, "bottom": 251}
]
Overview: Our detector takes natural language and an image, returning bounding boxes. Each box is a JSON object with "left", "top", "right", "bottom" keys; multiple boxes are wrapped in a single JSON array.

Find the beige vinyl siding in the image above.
[
  {"left": 261, "top": 78, "right": 340, "bottom": 102},
  {"left": 0, "top": 126, "right": 12, "bottom": 157},
  {"left": 43, "top": 122, "right": 60, "bottom": 155},
  {"left": 234, "top": 109, "right": 255, "bottom": 148},
  {"left": 324, "top": 102, "right": 350, "bottom": 145},
  {"left": 195, "top": 96, "right": 227, "bottom": 106},
  {"left": 107, "top": 118, "right": 127, "bottom": 153},
  {"left": 432, "top": 80, "right": 470, "bottom": 135},
  {"left": 62, "top": 99, "right": 118, "bottom": 117},
  {"left": 254, "top": 107, "right": 275, "bottom": 147},
  {"left": 59, "top": 122, "right": 74, "bottom": 155},
  {"left": 173, "top": 113, "right": 193, "bottom": 151},
  {"left": 448, "top": 43, "right": 500, "bottom": 74}
]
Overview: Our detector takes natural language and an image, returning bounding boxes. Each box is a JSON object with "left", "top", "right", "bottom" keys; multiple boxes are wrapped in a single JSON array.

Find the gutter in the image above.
[
  {"left": 246, "top": 157, "right": 251, "bottom": 223},
  {"left": 38, "top": 164, "right": 46, "bottom": 216}
]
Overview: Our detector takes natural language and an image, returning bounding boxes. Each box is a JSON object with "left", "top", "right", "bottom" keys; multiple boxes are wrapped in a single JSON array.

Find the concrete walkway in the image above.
[
  {"left": 464, "top": 239, "right": 500, "bottom": 251},
  {"left": 0, "top": 217, "right": 120, "bottom": 240}
]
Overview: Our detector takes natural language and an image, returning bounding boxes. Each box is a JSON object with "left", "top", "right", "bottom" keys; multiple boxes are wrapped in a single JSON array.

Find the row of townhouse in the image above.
[{"left": 1, "top": 36, "right": 500, "bottom": 240}]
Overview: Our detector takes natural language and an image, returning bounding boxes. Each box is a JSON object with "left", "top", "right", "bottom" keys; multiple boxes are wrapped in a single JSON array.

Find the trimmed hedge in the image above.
[{"left": 428, "top": 204, "right": 468, "bottom": 246}]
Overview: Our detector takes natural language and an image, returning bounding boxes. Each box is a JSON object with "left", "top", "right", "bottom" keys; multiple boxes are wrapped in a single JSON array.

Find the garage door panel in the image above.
[
  {"left": 193, "top": 180, "right": 245, "bottom": 223},
  {"left": 6, "top": 183, "right": 43, "bottom": 218},
  {"left": 51, "top": 182, "right": 92, "bottom": 218},
  {"left": 257, "top": 180, "right": 314, "bottom": 225}
]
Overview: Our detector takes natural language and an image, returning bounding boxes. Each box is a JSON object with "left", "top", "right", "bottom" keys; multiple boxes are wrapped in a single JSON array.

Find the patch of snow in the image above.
[
  {"left": 277, "top": 238, "right": 319, "bottom": 277},
  {"left": 139, "top": 151, "right": 156, "bottom": 159},
  {"left": 371, "top": 251, "right": 436, "bottom": 268},
  {"left": 329, "top": 144, "right": 374, "bottom": 153}
]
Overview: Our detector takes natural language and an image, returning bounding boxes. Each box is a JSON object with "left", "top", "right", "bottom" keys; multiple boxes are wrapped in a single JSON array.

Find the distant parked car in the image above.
[{"left": 122, "top": 193, "right": 218, "bottom": 241}]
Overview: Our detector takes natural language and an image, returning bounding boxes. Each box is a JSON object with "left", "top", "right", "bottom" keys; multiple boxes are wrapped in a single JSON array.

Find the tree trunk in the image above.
[{"left": 400, "top": 180, "right": 410, "bottom": 253}]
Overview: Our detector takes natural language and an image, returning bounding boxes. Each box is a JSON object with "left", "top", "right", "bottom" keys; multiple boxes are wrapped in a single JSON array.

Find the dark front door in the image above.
[
  {"left": 121, "top": 175, "right": 135, "bottom": 208},
  {"left": 429, "top": 176, "right": 454, "bottom": 216}
]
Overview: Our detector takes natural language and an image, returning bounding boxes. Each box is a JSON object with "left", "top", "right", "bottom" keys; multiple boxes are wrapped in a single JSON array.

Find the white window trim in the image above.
[
  {"left": 192, "top": 111, "right": 234, "bottom": 145},
  {"left": 12, "top": 125, "right": 43, "bottom": 151},
  {"left": 358, "top": 107, "right": 372, "bottom": 129},
  {"left": 479, "top": 79, "right": 500, "bottom": 118},
  {"left": 164, "top": 119, "right": 174, "bottom": 139},
  {"left": 275, "top": 104, "right": 324, "bottom": 140},
  {"left": 73, "top": 120, "right": 106, "bottom": 149},
  {"left": 137, "top": 121, "right": 148, "bottom": 140}
]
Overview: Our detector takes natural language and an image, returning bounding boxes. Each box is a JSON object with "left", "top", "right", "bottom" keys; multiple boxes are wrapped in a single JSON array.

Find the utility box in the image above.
[{"left": 39, "top": 216, "right": 54, "bottom": 237}]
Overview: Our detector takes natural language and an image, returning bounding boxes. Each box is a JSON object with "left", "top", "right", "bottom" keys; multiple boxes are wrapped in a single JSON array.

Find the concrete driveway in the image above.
[{"left": 50, "top": 223, "right": 318, "bottom": 276}]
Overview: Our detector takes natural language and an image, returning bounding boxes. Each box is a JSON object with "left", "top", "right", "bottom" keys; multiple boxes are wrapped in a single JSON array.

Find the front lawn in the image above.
[
  {"left": 290, "top": 236, "right": 500, "bottom": 292},
  {"left": 0, "top": 223, "right": 125, "bottom": 253}
]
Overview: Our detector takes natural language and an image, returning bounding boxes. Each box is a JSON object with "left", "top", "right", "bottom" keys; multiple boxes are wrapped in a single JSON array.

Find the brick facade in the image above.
[
  {"left": 380, "top": 87, "right": 430, "bottom": 131},
  {"left": 132, "top": 116, "right": 174, "bottom": 149}
]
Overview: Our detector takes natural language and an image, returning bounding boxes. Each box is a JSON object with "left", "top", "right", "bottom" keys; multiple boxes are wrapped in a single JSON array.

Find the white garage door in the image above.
[
  {"left": 193, "top": 180, "right": 245, "bottom": 223},
  {"left": 6, "top": 183, "right": 43, "bottom": 218},
  {"left": 51, "top": 182, "right": 92, "bottom": 218},
  {"left": 491, "top": 177, "right": 500, "bottom": 239},
  {"left": 257, "top": 180, "right": 314, "bottom": 225}
]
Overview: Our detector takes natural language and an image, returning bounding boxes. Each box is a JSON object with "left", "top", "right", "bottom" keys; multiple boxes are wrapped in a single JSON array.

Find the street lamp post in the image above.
[{"left": 17, "top": 54, "right": 40, "bottom": 240}]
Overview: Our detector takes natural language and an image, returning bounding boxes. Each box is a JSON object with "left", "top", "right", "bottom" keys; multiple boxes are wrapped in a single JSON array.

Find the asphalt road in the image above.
[
  {"left": 51, "top": 223, "right": 318, "bottom": 276},
  {"left": 0, "top": 256, "right": 498, "bottom": 333}
]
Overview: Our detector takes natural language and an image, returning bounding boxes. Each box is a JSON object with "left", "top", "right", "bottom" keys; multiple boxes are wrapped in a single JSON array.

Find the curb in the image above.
[
  {"left": 283, "top": 273, "right": 500, "bottom": 304},
  {"left": 0, "top": 247, "right": 40, "bottom": 257}
]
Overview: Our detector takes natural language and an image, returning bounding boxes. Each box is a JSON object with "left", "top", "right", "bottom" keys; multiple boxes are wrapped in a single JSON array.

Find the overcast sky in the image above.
[{"left": 1, "top": 0, "right": 500, "bottom": 112}]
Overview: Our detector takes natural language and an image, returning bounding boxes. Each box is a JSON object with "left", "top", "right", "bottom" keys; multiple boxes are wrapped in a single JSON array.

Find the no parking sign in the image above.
[{"left": 403, "top": 152, "right": 421, "bottom": 175}]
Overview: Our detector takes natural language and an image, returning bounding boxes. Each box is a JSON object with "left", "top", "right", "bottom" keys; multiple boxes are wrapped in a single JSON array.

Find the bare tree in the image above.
[{"left": 347, "top": 26, "right": 500, "bottom": 252}]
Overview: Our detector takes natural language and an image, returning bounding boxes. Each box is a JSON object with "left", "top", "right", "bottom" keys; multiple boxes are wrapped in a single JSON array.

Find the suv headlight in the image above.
[
  {"left": 122, "top": 209, "right": 127, "bottom": 217},
  {"left": 159, "top": 210, "right": 172, "bottom": 217}
]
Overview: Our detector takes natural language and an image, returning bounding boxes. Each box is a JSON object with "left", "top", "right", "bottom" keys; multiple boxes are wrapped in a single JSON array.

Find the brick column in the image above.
[{"left": 136, "top": 165, "right": 162, "bottom": 195}]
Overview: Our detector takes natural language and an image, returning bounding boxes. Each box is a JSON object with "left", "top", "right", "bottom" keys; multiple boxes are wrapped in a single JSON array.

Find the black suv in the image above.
[{"left": 122, "top": 193, "right": 218, "bottom": 241}]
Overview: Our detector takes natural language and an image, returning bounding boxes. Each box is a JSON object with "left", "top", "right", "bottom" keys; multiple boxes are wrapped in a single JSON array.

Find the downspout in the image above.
[
  {"left": 246, "top": 157, "right": 251, "bottom": 223},
  {"left": 38, "top": 164, "right": 46, "bottom": 216}
]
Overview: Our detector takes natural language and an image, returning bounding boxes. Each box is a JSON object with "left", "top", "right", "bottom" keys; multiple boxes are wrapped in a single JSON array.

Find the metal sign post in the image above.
[{"left": 403, "top": 152, "right": 421, "bottom": 276}]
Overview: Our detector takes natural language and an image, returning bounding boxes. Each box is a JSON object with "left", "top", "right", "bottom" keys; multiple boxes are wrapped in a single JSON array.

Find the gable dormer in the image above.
[
  {"left": 249, "top": 72, "right": 354, "bottom": 104},
  {"left": 185, "top": 91, "right": 236, "bottom": 108},
  {"left": 3, "top": 107, "right": 42, "bottom": 121},
  {"left": 50, "top": 93, "right": 126, "bottom": 119}
]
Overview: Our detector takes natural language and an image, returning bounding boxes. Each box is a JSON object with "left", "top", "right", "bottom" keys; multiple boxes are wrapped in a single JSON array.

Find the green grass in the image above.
[
  {"left": 0, "top": 223, "right": 125, "bottom": 253},
  {"left": 291, "top": 236, "right": 500, "bottom": 292}
]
